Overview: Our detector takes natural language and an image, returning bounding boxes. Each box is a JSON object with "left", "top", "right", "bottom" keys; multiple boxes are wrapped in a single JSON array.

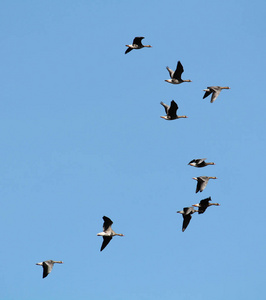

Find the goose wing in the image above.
[
  {"left": 100, "top": 236, "right": 112, "bottom": 251},
  {"left": 42, "top": 261, "right": 54, "bottom": 278},
  {"left": 167, "top": 100, "right": 178, "bottom": 118},
  {"left": 182, "top": 214, "right": 192, "bottom": 232},
  {"left": 196, "top": 158, "right": 207, "bottom": 164},
  {"left": 173, "top": 61, "right": 184, "bottom": 80},
  {"left": 210, "top": 87, "right": 222, "bottom": 103},
  {"left": 196, "top": 177, "right": 209, "bottom": 193},
  {"left": 160, "top": 101, "right": 169, "bottom": 114},
  {"left": 125, "top": 47, "right": 133, "bottom": 54},
  {"left": 103, "top": 216, "right": 113, "bottom": 232},
  {"left": 133, "top": 37, "right": 144, "bottom": 46},
  {"left": 189, "top": 159, "right": 203, "bottom": 165},
  {"left": 188, "top": 159, "right": 197, "bottom": 164},
  {"left": 166, "top": 66, "right": 174, "bottom": 78},
  {"left": 203, "top": 89, "right": 212, "bottom": 99},
  {"left": 198, "top": 198, "right": 209, "bottom": 214}
]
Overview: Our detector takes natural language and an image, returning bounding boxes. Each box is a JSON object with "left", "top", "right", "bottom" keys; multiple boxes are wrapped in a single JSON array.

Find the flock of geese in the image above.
[{"left": 36, "top": 36, "right": 229, "bottom": 278}]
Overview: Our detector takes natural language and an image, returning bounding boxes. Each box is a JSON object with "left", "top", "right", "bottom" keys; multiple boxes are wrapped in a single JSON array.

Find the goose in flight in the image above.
[
  {"left": 192, "top": 176, "right": 217, "bottom": 193},
  {"left": 160, "top": 100, "right": 188, "bottom": 120},
  {"left": 97, "top": 216, "right": 124, "bottom": 251},
  {"left": 188, "top": 158, "right": 215, "bottom": 168},
  {"left": 203, "top": 86, "right": 230, "bottom": 103},
  {"left": 125, "top": 37, "right": 152, "bottom": 54},
  {"left": 36, "top": 260, "right": 63, "bottom": 278},
  {"left": 165, "top": 61, "right": 192, "bottom": 84},
  {"left": 192, "top": 197, "right": 220, "bottom": 214},
  {"left": 176, "top": 207, "right": 198, "bottom": 232}
]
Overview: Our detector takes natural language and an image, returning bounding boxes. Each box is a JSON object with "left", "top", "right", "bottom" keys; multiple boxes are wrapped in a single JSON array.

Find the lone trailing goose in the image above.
[
  {"left": 203, "top": 86, "right": 230, "bottom": 103},
  {"left": 188, "top": 158, "right": 215, "bottom": 168},
  {"left": 192, "top": 196, "right": 220, "bottom": 214},
  {"left": 160, "top": 100, "right": 188, "bottom": 120},
  {"left": 176, "top": 207, "right": 198, "bottom": 232},
  {"left": 97, "top": 216, "right": 124, "bottom": 251},
  {"left": 36, "top": 260, "right": 63, "bottom": 278},
  {"left": 165, "top": 61, "right": 192, "bottom": 84},
  {"left": 125, "top": 37, "right": 152, "bottom": 54},
  {"left": 192, "top": 176, "right": 217, "bottom": 193}
]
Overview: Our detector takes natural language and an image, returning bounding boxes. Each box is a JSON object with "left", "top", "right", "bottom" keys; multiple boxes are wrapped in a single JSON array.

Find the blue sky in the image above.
[{"left": 0, "top": 0, "right": 265, "bottom": 299}]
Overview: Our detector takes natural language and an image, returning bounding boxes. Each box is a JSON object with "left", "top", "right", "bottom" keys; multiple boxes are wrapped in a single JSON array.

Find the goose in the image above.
[
  {"left": 160, "top": 100, "right": 188, "bottom": 120},
  {"left": 125, "top": 37, "right": 152, "bottom": 54},
  {"left": 176, "top": 207, "right": 198, "bottom": 232},
  {"left": 192, "top": 196, "right": 220, "bottom": 214},
  {"left": 192, "top": 176, "right": 217, "bottom": 193},
  {"left": 97, "top": 216, "right": 124, "bottom": 251},
  {"left": 165, "top": 61, "right": 192, "bottom": 84},
  {"left": 36, "top": 260, "right": 63, "bottom": 278},
  {"left": 188, "top": 158, "right": 215, "bottom": 168},
  {"left": 203, "top": 86, "right": 230, "bottom": 103}
]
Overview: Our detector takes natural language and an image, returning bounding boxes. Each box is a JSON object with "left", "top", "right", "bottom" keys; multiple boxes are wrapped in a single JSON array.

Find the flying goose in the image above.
[
  {"left": 36, "top": 260, "right": 63, "bottom": 278},
  {"left": 165, "top": 61, "right": 192, "bottom": 84},
  {"left": 192, "top": 176, "right": 217, "bottom": 193},
  {"left": 97, "top": 216, "right": 124, "bottom": 251},
  {"left": 125, "top": 37, "right": 152, "bottom": 54},
  {"left": 176, "top": 207, "right": 198, "bottom": 232},
  {"left": 188, "top": 158, "right": 215, "bottom": 168},
  {"left": 192, "top": 197, "right": 220, "bottom": 214},
  {"left": 160, "top": 100, "right": 188, "bottom": 120},
  {"left": 203, "top": 86, "right": 230, "bottom": 103}
]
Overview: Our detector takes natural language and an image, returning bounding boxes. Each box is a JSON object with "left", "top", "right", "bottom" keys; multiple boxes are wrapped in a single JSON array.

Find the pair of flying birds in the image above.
[
  {"left": 188, "top": 158, "right": 217, "bottom": 193},
  {"left": 36, "top": 216, "right": 123, "bottom": 278},
  {"left": 177, "top": 196, "right": 220, "bottom": 232}
]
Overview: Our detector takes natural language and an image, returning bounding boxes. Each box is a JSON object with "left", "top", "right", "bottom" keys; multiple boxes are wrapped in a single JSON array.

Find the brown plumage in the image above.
[
  {"left": 125, "top": 37, "right": 152, "bottom": 54},
  {"left": 165, "top": 61, "right": 192, "bottom": 84},
  {"left": 36, "top": 260, "right": 63, "bottom": 278},
  {"left": 203, "top": 86, "right": 230, "bottom": 103},
  {"left": 176, "top": 207, "right": 198, "bottom": 232},
  {"left": 160, "top": 100, "right": 188, "bottom": 120},
  {"left": 192, "top": 197, "right": 220, "bottom": 214},
  {"left": 97, "top": 216, "right": 124, "bottom": 251},
  {"left": 192, "top": 176, "right": 217, "bottom": 193}
]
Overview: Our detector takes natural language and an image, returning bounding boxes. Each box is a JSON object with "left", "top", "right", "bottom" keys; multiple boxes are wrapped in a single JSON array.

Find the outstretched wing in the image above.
[
  {"left": 198, "top": 197, "right": 211, "bottom": 214},
  {"left": 195, "top": 178, "right": 206, "bottom": 193},
  {"left": 42, "top": 261, "right": 53, "bottom": 278},
  {"left": 210, "top": 88, "right": 222, "bottom": 103},
  {"left": 103, "top": 216, "right": 113, "bottom": 231},
  {"left": 197, "top": 177, "right": 209, "bottom": 193},
  {"left": 168, "top": 100, "right": 178, "bottom": 118},
  {"left": 133, "top": 36, "right": 144, "bottom": 46},
  {"left": 197, "top": 158, "right": 207, "bottom": 164},
  {"left": 166, "top": 66, "right": 174, "bottom": 78},
  {"left": 203, "top": 89, "right": 212, "bottom": 99},
  {"left": 160, "top": 101, "right": 169, "bottom": 114},
  {"left": 173, "top": 61, "right": 184, "bottom": 80},
  {"left": 182, "top": 214, "right": 192, "bottom": 232},
  {"left": 100, "top": 236, "right": 112, "bottom": 251},
  {"left": 125, "top": 47, "right": 133, "bottom": 54}
]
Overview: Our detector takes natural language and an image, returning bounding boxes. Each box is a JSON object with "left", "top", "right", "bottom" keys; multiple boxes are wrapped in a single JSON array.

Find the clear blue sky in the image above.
[{"left": 0, "top": 1, "right": 265, "bottom": 299}]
